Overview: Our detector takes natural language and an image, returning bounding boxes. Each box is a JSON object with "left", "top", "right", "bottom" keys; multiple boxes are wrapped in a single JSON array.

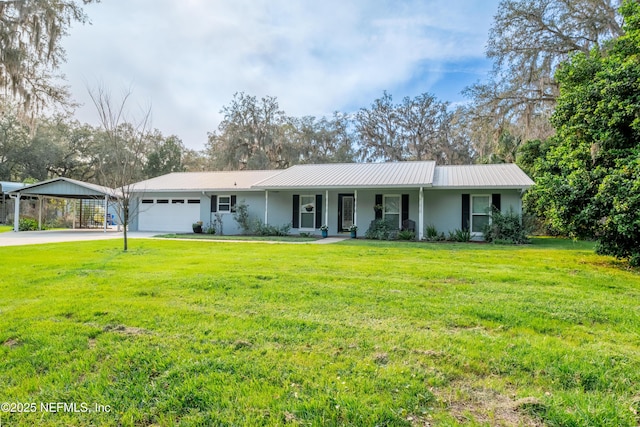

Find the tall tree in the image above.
[
  {"left": 206, "top": 92, "right": 292, "bottom": 170},
  {"left": 527, "top": 0, "right": 640, "bottom": 266},
  {"left": 466, "top": 0, "right": 623, "bottom": 148},
  {"left": 355, "top": 92, "right": 466, "bottom": 164},
  {"left": 292, "top": 113, "right": 355, "bottom": 164},
  {"left": 0, "top": 0, "right": 95, "bottom": 114},
  {"left": 143, "top": 134, "right": 185, "bottom": 178}
]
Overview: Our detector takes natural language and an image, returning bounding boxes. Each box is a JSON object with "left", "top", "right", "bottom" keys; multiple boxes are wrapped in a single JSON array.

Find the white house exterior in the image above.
[{"left": 128, "top": 162, "right": 534, "bottom": 239}]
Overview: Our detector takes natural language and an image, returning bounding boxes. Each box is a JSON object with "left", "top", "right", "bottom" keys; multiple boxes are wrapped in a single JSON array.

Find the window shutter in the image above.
[
  {"left": 492, "top": 194, "right": 501, "bottom": 212},
  {"left": 292, "top": 195, "right": 300, "bottom": 228},
  {"left": 231, "top": 195, "right": 237, "bottom": 210},
  {"left": 375, "top": 194, "right": 383, "bottom": 219},
  {"left": 210, "top": 195, "right": 217, "bottom": 213},
  {"left": 315, "top": 194, "right": 323, "bottom": 228},
  {"left": 461, "top": 194, "right": 470, "bottom": 230},
  {"left": 402, "top": 194, "right": 409, "bottom": 222}
]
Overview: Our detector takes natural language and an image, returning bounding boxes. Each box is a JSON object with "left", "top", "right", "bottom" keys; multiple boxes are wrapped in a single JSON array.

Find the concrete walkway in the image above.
[
  {"left": 0, "top": 229, "right": 349, "bottom": 247},
  {"left": 0, "top": 229, "right": 157, "bottom": 247}
]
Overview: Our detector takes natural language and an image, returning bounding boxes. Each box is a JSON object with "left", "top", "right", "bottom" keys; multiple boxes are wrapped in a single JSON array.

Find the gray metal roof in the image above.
[
  {"left": 10, "top": 177, "right": 115, "bottom": 198},
  {"left": 253, "top": 161, "right": 437, "bottom": 189},
  {"left": 432, "top": 164, "right": 534, "bottom": 189},
  {"left": 130, "top": 170, "right": 281, "bottom": 192},
  {"left": 1, "top": 181, "right": 27, "bottom": 194}
]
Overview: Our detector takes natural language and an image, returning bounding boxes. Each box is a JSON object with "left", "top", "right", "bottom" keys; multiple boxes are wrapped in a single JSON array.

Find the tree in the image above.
[
  {"left": 355, "top": 92, "right": 468, "bottom": 164},
  {"left": 143, "top": 134, "right": 185, "bottom": 178},
  {"left": 527, "top": 0, "right": 640, "bottom": 266},
  {"left": 0, "top": 103, "right": 31, "bottom": 180},
  {"left": 206, "top": 92, "right": 293, "bottom": 170},
  {"left": 0, "top": 0, "right": 95, "bottom": 114},
  {"left": 292, "top": 113, "right": 355, "bottom": 164},
  {"left": 89, "top": 86, "right": 151, "bottom": 251},
  {"left": 466, "top": 0, "right": 623, "bottom": 150}
]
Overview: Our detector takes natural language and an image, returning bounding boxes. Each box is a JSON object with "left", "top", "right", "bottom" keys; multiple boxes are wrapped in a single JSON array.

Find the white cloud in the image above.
[{"left": 60, "top": 0, "right": 499, "bottom": 149}]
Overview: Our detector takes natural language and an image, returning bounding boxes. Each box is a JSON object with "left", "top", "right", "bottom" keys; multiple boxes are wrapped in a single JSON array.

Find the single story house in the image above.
[{"left": 128, "top": 161, "right": 534, "bottom": 240}]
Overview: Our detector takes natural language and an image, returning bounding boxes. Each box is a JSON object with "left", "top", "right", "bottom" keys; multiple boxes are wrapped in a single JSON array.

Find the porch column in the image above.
[
  {"left": 12, "top": 193, "right": 20, "bottom": 232},
  {"left": 325, "top": 190, "right": 329, "bottom": 229},
  {"left": 264, "top": 190, "right": 269, "bottom": 225},
  {"left": 419, "top": 187, "right": 424, "bottom": 240},
  {"left": 354, "top": 190, "right": 358, "bottom": 229},
  {"left": 104, "top": 195, "right": 109, "bottom": 233},
  {"left": 38, "top": 196, "right": 43, "bottom": 230}
]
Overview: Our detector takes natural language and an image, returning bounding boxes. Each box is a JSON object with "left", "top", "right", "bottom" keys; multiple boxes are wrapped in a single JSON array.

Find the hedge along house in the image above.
[{"left": 128, "top": 162, "right": 534, "bottom": 239}]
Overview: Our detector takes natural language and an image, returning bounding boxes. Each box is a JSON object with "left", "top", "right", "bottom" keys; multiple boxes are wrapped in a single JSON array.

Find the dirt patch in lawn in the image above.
[{"left": 436, "top": 383, "right": 545, "bottom": 426}]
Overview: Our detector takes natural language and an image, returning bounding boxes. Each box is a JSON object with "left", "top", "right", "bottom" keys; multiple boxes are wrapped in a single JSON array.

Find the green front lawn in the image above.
[
  {"left": 0, "top": 238, "right": 638, "bottom": 426},
  {"left": 0, "top": 225, "right": 13, "bottom": 233}
]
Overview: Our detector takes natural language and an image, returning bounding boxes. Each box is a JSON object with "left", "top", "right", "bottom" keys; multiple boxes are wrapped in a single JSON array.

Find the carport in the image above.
[{"left": 9, "top": 177, "right": 118, "bottom": 232}]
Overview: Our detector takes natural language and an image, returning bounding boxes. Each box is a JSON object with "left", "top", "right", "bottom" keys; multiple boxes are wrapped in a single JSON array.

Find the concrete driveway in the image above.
[
  {"left": 0, "top": 230, "right": 348, "bottom": 246},
  {"left": 0, "top": 229, "right": 158, "bottom": 247}
]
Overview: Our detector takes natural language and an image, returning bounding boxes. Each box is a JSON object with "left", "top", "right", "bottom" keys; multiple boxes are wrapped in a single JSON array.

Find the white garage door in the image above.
[{"left": 138, "top": 198, "right": 201, "bottom": 232}]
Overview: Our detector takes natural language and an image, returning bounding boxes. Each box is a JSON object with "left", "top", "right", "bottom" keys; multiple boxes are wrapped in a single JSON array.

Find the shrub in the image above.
[
  {"left": 232, "top": 201, "right": 252, "bottom": 234},
  {"left": 397, "top": 230, "right": 416, "bottom": 240},
  {"left": 448, "top": 228, "right": 471, "bottom": 242},
  {"left": 483, "top": 208, "right": 530, "bottom": 244},
  {"left": 365, "top": 219, "right": 398, "bottom": 240},
  {"left": 18, "top": 218, "right": 39, "bottom": 231},
  {"left": 252, "top": 220, "right": 291, "bottom": 236},
  {"left": 425, "top": 224, "right": 446, "bottom": 241}
]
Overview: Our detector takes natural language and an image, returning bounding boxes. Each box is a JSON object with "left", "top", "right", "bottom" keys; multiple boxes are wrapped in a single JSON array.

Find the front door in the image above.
[{"left": 338, "top": 194, "right": 354, "bottom": 232}]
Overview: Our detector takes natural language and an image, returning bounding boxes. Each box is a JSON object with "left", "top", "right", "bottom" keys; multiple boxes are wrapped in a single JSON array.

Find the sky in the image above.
[{"left": 59, "top": 0, "right": 501, "bottom": 150}]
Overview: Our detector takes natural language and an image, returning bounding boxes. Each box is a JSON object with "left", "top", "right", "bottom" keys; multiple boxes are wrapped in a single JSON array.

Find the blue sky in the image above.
[{"left": 60, "top": 0, "right": 500, "bottom": 150}]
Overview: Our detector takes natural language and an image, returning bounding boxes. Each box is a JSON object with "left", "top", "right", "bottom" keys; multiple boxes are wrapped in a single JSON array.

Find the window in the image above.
[
  {"left": 171, "top": 199, "right": 185, "bottom": 204},
  {"left": 383, "top": 195, "right": 401, "bottom": 228},
  {"left": 471, "top": 195, "right": 491, "bottom": 233},
  {"left": 157, "top": 199, "right": 169, "bottom": 204},
  {"left": 141, "top": 199, "right": 154, "bottom": 204},
  {"left": 218, "top": 196, "right": 231, "bottom": 212},
  {"left": 187, "top": 199, "right": 200, "bottom": 204},
  {"left": 300, "top": 195, "right": 315, "bottom": 229}
]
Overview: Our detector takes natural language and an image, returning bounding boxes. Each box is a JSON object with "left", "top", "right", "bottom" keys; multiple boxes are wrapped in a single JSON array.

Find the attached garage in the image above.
[{"left": 137, "top": 198, "right": 201, "bottom": 232}]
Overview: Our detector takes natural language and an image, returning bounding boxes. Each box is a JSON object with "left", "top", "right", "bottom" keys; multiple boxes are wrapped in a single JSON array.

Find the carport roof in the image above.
[{"left": 9, "top": 177, "right": 116, "bottom": 199}]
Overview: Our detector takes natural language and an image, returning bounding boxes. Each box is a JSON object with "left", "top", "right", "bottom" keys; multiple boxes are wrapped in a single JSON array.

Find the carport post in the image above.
[
  {"left": 103, "top": 195, "right": 108, "bottom": 233},
  {"left": 12, "top": 193, "right": 20, "bottom": 232},
  {"left": 38, "top": 196, "right": 43, "bottom": 230},
  {"left": 264, "top": 190, "right": 269, "bottom": 225}
]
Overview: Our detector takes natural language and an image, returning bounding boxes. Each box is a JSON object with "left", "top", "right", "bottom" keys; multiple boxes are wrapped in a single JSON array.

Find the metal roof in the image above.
[
  {"left": 253, "top": 161, "right": 437, "bottom": 189},
  {"left": 432, "top": 164, "right": 534, "bottom": 189},
  {"left": 9, "top": 177, "right": 116, "bottom": 199},
  {"left": 1, "top": 181, "right": 27, "bottom": 194},
  {"left": 130, "top": 170, "right": 282, "bottom": 192}
]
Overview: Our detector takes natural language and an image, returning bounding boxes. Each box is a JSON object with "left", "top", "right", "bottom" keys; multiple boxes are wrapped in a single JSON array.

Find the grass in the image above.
[
  {"left": 0, "top": 225, "right": 13, "bottom": 233},
  {"left": 0, "top": 238, "right": 639, "bottom": 426},
  {"left": 155, "top": 233, "right": 319, "bottom": 242}
]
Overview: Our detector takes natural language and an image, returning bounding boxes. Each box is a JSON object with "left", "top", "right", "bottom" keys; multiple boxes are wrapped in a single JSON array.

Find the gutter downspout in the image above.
[{"left": 264, "top": 190, "right": 269, "bottom": 225}]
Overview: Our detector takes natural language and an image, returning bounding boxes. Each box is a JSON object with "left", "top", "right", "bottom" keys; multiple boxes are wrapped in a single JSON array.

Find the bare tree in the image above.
[
  {"left": 466, "top": 0, "right": 623, "bottom": 148},
  {"left": 88, "top": 86, "right": 150, "bottom": 251}
]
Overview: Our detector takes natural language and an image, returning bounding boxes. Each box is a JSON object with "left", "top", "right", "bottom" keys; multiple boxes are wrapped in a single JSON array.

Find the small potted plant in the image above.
[
  {"left": 320, "top": 224, "right": 329, "bottom": 238},
  {"left": 349, "top": 224, "right": 358, "bottom": 238},
  {"left": 304, "top": 203, "right": 314, "bottom": 212},
  {"left": 192, "top": 220, "right": 203, "bottom": 234}
]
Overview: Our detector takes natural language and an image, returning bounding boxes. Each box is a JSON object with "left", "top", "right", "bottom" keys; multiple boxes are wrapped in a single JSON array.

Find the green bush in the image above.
[
  {"left": 365, "top": 219, "right": 398, "bottom": 240},
  {"left": 483, "top": 208, "right": 530, "bottom": 244},
  {"left": 18, "top": 218, "right": 39, "bottom": 231},
  {"left": 425, "top": 224, "right": 446, "bottom": 241},
  {"left": 252, "top": 220, "right": 291, "bottom": 236},
  {"left": 448, "top": 228, "right": 471, "bottom": 242},
  {"left": 232, "top": 201, "right": 252, "bottom": 234},
  {"left": 397, "top": 230, "right": 416, "bottom": 240}
]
